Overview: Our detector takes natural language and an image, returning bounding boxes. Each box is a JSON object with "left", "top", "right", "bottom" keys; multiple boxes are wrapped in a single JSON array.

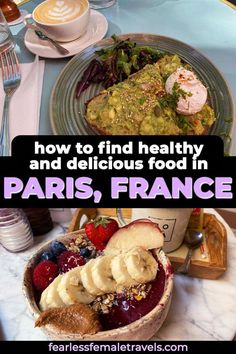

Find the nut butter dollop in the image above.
[{"left": 35, "top": 304, "right": 102, "bottom": 335}]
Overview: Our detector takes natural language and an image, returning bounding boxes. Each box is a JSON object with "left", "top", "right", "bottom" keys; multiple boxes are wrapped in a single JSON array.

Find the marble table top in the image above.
[{"left": 0, "top": 209, "right": 236, "bottom": 340}]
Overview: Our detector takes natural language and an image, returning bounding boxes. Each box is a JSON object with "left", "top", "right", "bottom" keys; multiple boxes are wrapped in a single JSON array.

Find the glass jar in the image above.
[
  {"left": 23, "top": 208, "right": 54, "bottom": 236},
  {"left": 0, "top": 208, "right": 34, "bottom": 252},
  {"left": 89, "top": 0, "right": 117, "bottom": 10},
  {"left": 0, "top": 0, "right": 20, "bottom": 22}
]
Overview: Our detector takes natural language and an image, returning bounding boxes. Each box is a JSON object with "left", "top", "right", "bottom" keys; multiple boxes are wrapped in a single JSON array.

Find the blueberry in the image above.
[
  {"left": 40, "top": 250, "right": 55, "bottom": 262},
  {"left": 79, "top": 247, "right": 91, "bottom": 258},
  {"left": 51, "top": 240, "right": 67, "bottom": 257}
]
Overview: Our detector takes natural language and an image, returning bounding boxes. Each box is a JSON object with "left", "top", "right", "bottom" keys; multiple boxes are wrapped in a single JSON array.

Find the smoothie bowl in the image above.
[{"left": 23, "top": 219, "right": 173, "bottom": 340}]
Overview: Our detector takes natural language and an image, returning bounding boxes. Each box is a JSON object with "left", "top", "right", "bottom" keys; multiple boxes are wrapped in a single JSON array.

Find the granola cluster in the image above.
[
  {"left": 92, "top": 293, "right": 115, "bottom": 314},
  {"left": 66, "top": 234, "right": 100, "bottom": 258},
  {"left": 91, "top": 283, "right": 152, "bottom": 315}
]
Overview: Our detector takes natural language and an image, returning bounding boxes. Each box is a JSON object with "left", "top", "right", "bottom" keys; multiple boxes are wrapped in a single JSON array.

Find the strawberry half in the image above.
[{"left": 85, "top": 217, "right": 119, "bottom": 251}]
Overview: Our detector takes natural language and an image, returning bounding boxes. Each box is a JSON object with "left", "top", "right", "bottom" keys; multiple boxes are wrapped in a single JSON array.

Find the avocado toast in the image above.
[{"left": 85, "top": 55, "right": 215, "bottom": 136}]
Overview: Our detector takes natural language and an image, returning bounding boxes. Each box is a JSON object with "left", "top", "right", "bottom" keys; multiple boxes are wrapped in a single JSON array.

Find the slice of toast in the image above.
[{"left": 84, "top": 60, "right": 215, "bottom": 136}]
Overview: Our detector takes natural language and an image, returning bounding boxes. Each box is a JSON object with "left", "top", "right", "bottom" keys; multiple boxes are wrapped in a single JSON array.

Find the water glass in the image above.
[
  {"left": 89, "top": 0, "right": 117, "bottom": 9},
  {"left": 0, "top": 209, "right": 34, "bottom": 252},
  {"left": 0, "top": 7, "right": 14, "bottom": 53}
]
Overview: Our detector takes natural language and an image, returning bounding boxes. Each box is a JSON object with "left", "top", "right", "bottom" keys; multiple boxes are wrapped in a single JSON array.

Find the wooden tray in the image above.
[{"left": 68, "top": 208, "right": 227, "bottom": 280}]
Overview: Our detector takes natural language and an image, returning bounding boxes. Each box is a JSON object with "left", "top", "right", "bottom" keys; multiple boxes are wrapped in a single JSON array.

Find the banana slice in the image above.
[
  {"left": 80, "top": 259, "right": 104, "bottom": 296},
  {"left": 39, "top": 287, "right": 50, "bottom": 311},
  {"left": 91, "top": 256, "right": 117, "bottom": 293},
  {"left": 57, "top": 267, "right": 95, "bottom": 305},
  {"left": 111, "top": 254, "right": 138, "bottom": 288},
  {"left": 124, "top": 247, "right": 158, "bottom": 283},
  {"left": 46, "top": 274, "right": 65, "bottom": 308}
]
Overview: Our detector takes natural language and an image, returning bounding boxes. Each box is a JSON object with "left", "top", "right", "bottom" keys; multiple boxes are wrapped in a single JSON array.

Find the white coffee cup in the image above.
[
  {"left": 117, "top": 208, "right": 193, "bottom": 253},
  {"left": 26, "top": 0, "right": 90, "bottom": 42}
]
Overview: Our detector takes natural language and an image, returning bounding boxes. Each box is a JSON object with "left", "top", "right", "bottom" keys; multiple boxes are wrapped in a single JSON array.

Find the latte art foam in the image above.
[{"left": 34, "top": 0, "right": 87, "bottom": 24}]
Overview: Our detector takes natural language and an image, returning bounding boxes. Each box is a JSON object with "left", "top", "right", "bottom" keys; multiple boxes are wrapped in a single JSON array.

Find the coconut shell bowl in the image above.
[{"left": 23, "top": 221, "right": 173, "bottom": 340}]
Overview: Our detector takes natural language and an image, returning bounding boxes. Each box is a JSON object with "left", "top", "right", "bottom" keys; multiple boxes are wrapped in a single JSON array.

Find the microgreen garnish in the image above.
[{"left": 159, "top": 82, "right": 192, "bottom": 109}]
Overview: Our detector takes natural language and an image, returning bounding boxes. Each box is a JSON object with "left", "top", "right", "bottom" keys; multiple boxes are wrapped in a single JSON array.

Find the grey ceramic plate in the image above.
[{"left": 50, "top": 34, "right": 234, "bottom": 151}]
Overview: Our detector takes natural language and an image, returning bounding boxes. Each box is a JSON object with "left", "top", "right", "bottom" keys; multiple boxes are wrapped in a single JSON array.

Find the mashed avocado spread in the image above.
[{"left": 86, "top": 54, "right": 215, "bottom": 135}]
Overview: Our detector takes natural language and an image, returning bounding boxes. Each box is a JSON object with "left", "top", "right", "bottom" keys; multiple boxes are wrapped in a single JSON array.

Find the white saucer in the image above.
[
  {"left": 24, "top": 10, "right": 108, "bottom": 59},
  {"left": 8, "top": 9, "right": 28, "bottom": 26}
]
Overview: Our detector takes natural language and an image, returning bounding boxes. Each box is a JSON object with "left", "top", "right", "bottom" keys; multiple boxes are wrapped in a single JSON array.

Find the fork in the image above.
[{"left": 0, "top": 49, "right": 21, "bottom": 156}]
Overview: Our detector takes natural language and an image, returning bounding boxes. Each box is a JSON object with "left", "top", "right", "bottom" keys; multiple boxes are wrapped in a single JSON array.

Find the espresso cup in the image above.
[
  {"left": 26, "top": 0, "right": 90, "bottom": 42},
  {"left": 117, "top": 208, "right": 193, "bottom": 253}
]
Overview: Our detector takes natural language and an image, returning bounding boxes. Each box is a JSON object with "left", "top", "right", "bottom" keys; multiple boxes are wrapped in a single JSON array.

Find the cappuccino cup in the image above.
[
  {"left": 117, "top": 208, "right": 193, "bottom": 253},
  {"left": 26, "top": 0, "right": 90, "bottom": 42}
]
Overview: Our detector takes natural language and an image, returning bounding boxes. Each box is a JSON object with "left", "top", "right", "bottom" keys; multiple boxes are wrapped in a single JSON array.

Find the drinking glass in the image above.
[
  {"left": 0, "top": 7, "right": 14, "bottom": 53},
  {"left": 0, "top": 0, "right": 21, "bottom": 22},
  {"left": 0, "top": 209, "right": 34, "bottom": 252},
  {"left": 89, "top": 0, "right": 117, "bottom": 10},
  {"left": 23, "top": 208, "right": 54, "bottom": 236}
]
